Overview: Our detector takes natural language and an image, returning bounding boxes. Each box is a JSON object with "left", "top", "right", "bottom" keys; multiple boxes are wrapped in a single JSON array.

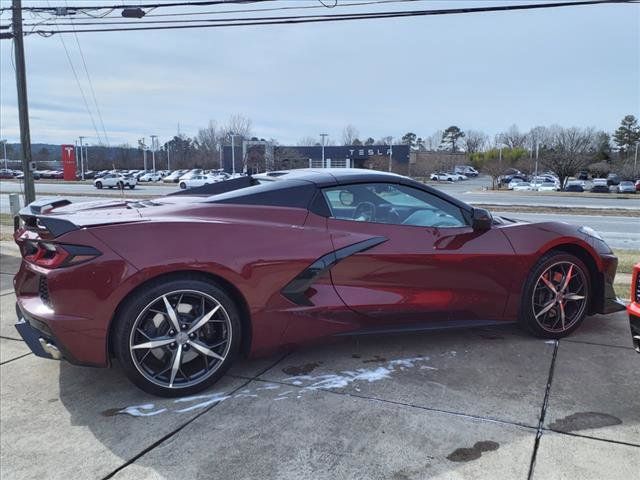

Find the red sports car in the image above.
[{"left": 13, "top": 169, "right": 625, "bottom": 396}]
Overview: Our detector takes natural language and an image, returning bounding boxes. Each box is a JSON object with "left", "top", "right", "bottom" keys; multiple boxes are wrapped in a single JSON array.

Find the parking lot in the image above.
[{"left": 1, "top": 245, "right": 638, "bottom": 480}]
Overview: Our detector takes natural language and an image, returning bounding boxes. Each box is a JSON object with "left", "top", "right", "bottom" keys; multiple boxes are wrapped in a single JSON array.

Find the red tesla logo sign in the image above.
[{"left": 61, "top": 144, "right": 76, "bottom": 180}]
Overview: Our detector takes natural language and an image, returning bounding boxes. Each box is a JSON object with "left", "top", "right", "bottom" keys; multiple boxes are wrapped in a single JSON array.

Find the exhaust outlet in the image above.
[{"left": 38, "top": 338, "right": 62, "bottom": 360}]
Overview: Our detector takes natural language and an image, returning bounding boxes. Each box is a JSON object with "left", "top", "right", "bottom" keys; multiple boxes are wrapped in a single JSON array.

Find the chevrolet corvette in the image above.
[{"left": 13, "top": 169, "right": 625, "bottom": 396}]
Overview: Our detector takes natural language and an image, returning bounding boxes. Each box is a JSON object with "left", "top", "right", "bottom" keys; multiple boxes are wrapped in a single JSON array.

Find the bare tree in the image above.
[
  {"left": 379, "top": 135, "right": 394, "bottom": 145},
  {"left": 297, "top": 136, "right": 319, "bottom": 146},
  {"left": 342, "top": 125, "right": 360, "bottom": 145},
  {"left": 463, "top": 130, "right": 488, "bottom": 154},
  {"left": 499, "top": 124, "right": 528, "bottom": 149},
  {"left": 541, "top": 126, "right": 597, "bottom": 188},
  {"left": 194, "top": 120, "right": 221, "bottom": 168},
  {"left": 220, "top": 114, "right": 253, "bottom": 144},
  {"left": 424, "top": 130, "right": 444, "bottom": 151}
]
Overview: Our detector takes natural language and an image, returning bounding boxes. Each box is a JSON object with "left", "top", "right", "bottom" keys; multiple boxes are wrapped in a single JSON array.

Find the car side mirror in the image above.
[{"left": 471, "top": 208, "right": 492, "bottom": 231}]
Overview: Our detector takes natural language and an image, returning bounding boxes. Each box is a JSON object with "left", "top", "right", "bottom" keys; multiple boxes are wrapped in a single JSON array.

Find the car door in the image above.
[{"left": 322, "top": 182, "right": 517, "bottom": 330}]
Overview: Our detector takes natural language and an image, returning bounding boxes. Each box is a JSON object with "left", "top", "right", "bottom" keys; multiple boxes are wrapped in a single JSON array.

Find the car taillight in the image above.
[{"left": 23, "top": 241, "right": 101, "bottom": 269}]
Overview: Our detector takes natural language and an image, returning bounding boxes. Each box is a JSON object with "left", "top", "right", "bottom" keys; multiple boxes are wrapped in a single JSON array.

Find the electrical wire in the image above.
[
  {"left": 65, "top": 0, "right": 110, "bottom": 146},
  {"left": 12, "top": 0, "right": 635, "bottom": 36},
  {"left": 46, "top": 1, "right": 104, "bottom": 144},
  {"left": 0, "top": 0, "right": 275, "bottom": 14},
  {"left": 19, "top": 0, "right": 427, "bottom": 24}
]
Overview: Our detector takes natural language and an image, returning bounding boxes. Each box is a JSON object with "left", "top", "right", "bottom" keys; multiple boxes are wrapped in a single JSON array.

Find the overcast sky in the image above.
[{"left": 0, "top": 0, "right": 638, "bottom": 147}]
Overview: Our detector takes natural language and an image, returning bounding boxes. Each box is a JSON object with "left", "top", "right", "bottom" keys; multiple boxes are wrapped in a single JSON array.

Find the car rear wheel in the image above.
[
  {"left": 95, "top": 181, "right": 103, "bottom": 189},
  {"left": 129, "top": 184, "right": 135, "bottom": 189},
  {"left": 519, "top": 252, "right": 590, "bottom": 339},
  {"left": 117, "top": 181, "right": 124, "bottom": 190},
  {"left": 113, "top": 277, "right": 241, "bottom": 397},
  {"left": 179, "top": 182, "right": 187, "bottom": 189}
]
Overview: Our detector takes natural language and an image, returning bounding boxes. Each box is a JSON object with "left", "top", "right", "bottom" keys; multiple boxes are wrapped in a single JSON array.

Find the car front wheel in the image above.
[
  {"left": 95, "top": 181, "right": 102, "bottom": 189},
  {"left": 519, "top": 252, "right": 590, "bottom": 339},
  {"left": 179, "top": 182, "right": 187, "bottom": 189},
  {"left": 113, "top": 277, "right": 241, "bottom": 397}
]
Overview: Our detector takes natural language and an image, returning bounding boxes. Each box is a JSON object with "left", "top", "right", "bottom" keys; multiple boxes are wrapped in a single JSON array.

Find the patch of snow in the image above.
[{"left": 118, "top": 404, "right": 167, "bottom": 417}]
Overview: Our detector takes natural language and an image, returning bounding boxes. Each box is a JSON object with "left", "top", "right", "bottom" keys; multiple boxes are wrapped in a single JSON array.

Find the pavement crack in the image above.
[
  {"left": 101, "top": 376, "right": 254, "bottom": 480},
  {"left": 0, "top": 336, "right": 23, "bottom": 342},
  {"left": 0, "top": 352, "right": 32, "bottom": 366},
  {"left": 527, "top": 339, "right": 559, "bottom": 480}
]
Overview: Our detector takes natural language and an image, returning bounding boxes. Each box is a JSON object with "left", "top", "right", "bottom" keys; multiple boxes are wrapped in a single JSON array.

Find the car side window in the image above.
[{"left": 322, "top": 183, "right": 468, "bottom": 228}]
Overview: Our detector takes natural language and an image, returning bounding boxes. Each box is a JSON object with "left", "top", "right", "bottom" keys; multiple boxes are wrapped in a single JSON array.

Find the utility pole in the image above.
[
  {"left": 320, "top": 133, "right": 328, "bottom": 168},
  {"left": 12, "top": 0, "right": 35, "bottom": 204},
  {"left": 388, "top": 140, "right": 393, "bottom": 172},
  {"left": 166, "top": 145, "right": 171, "bottom": 170},
  {"left": 150, "top": 135, "right": 157, "bottom": 172},
  {"left": 79, "top": 136, "right": 85, "bottom": 180},
  {"left": 535, "top": 141, "right": 539, "bottom": 178},
  {"left": 634, "top": 142, "right": 638, "bottom": 176},
  {"left": 231, "top": 134, "right": 237, "bottom": 175}
]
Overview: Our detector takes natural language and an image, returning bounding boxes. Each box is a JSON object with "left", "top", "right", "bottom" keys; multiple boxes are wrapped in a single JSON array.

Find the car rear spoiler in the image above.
[
  {"left": 16, "top": 197, "right": 78, "bottom": 237},
  {"left": 167, "top": 176, "right": 256, "bottom": 197}
]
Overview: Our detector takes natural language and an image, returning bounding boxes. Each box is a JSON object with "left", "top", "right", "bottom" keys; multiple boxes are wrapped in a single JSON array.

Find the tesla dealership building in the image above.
[{"left": 221, "top": 144, "right": 411, "bottom": 174}]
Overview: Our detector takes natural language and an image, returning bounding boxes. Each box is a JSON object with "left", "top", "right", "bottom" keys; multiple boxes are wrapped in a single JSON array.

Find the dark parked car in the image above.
[
  {"left": 13, "top": 169, "right": 625, "bottom": 396},
  {"left": 591, "top": 183, "right": 611, "bottom": 193},
  {"left": 564, "top": 183, "right": 584, "bottom": 192},
  {"left": 606, "top": 173, "right": 621, "bottom": 186},
  {"left": 576, "top": 171, "right": 589, "bottom": 180}
]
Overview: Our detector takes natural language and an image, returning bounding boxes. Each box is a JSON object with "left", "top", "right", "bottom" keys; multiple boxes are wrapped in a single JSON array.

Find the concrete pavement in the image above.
[{"left": 0, "top": 248, "right": 638, "bottom": 479}]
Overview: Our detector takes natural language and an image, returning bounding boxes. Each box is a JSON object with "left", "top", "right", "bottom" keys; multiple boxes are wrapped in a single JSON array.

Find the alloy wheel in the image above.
[
  {"left": 129, "top": 290, "right": 232, "bottom": 389},
  {"left": 532, "top": 261, "right": 588, "bottom": 333}
]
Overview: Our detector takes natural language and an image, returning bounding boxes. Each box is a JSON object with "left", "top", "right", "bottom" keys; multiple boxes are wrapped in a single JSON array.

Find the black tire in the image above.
[
  {"left": 129, "top": 184, "right": 135, "bottom": 189},
  {"left": 518, "top": 252, "right": 590, "bottom": 339},
  {"left": 108, "top": 186, "right": 113, "bottom": 189},
  {"left": 95, "top": 181, "right": 103, "bottom": 189},
  {"left": 117, "top": 181, "right": 124, "bottom": 190},
  {"left": 179, "top": 182, "right": 187, "bottom": 189},
  {"left": 112, "top": 276, "right": 242, "bottom": 397}
]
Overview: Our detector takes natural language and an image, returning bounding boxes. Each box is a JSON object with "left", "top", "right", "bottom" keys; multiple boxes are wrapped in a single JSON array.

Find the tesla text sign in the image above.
[{"left": 61, "top": 145, "right": 76, "bottom": 180}]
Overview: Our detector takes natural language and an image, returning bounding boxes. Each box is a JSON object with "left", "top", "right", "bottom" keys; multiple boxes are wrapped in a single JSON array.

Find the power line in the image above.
[
  {"left": 18, "top": 0, "right": 427, "bottom": 24},
  {"left": 21, "top": 0, "right": 431, "bottom": 26},
  {"left": 9, "top": 0, "right": 634, "bottom": 36},
  {"left": 65, "top": 0, "right": 110, "bottom": 145},
  {"left": 0, "top": 0, "right": 275, "bottom": 14},
  {"left": 47, "top": 1, "right": 104, "bottom": 144}
]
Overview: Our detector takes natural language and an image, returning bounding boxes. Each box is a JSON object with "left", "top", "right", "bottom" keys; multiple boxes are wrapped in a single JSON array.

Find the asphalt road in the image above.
[{"left": 1, "top": 247, "right": 638, "bottom": 480}]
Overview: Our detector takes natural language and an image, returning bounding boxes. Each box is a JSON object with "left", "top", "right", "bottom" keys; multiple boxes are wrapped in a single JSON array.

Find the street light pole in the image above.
[
  {"left": 231, "top": 134, "right": 238, "bottom": 175},
  {"left": 1, "top": 140, "right": 7, "bottom": 170},
  {"left": 388, "top": 139, "right": 393, "bottom": 172},
  {"left": 150, "top": 135, "right": 157, "bottom": 172},
  {"left": 535, "top": 141, "right": 540, "bottom": 178},
  {"left": 79, "top": 136, "right": 85, "bottom": 180},
  {"left": 320, "top": 133, "right": 328, "bottom": 168}
]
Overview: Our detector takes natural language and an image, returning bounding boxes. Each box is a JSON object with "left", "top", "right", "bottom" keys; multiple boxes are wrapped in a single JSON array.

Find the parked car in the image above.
[
  {"left": 564, "top": 182, "right": 584, "bottom": 192},
  {"left": 93, "top": 173, "right": 137, "bottom": 189},
  {"left": 140, "top": 171, "right": 163, "bottom": 182},
  {"left": 536, "top": 182, "right": 560, "bottom": 192},
  {"left": 430, "top": 172, "right": 456, "bottom": 182},
  {"left": 636, "top": 179, "right": 640, "bottom": 192},
  {"left": 576, "top": 171, "right": 589, "bottom": 180},
  {"left": 606, "top": 173, "right": 621, "bottom": 186},
  {"left": 454, "top": 165, "right": 478, "bottom": 177},
  {"left": 13, "top": 169, "right": 625, "bottom": 396},
  {"left": 591, "top": 179, "right": 610, "bottom": 193},
  {"left": 512, "top": 182, "right": 533, "bottom": 191},
  {"left": 179, "top": 174, "right": 221, "bottom": 189},
  {"left": 616, "top": 181, "right": 636, "bottom": 193},
  {"left": 163, "top": 170, "right": 188, "bottom": 183},
  {"left": 507, "top": 178, "right": 525, "bottom": 190},
  {"left": 628, "top": 263, "right": 640, "bottom": 353},
  {"left": 0, "top": 168, "right": 15, "bottom": 179}
]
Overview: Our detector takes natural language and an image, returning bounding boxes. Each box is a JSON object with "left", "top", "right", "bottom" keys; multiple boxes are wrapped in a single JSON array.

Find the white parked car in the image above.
[
  {"left": 512, "top": 182, "right": 533, "bottom": 191},
  {"left": 139, "top": 171, "right": 163, "bottom": 182},
  {"left": 179, "top": 174, "right": 221, "bottom": 190},
  {"left": 507, "top": 178, "right": 526, "bottom": 190},
  {"left": 430, "top": 172, "right": 457, "bottom": 182},
  {"left": 94, "top": 173, "right": 137, "bottom": 190},
  {"left": 536, "top": 182, "right": 559, "bottom": 192}
]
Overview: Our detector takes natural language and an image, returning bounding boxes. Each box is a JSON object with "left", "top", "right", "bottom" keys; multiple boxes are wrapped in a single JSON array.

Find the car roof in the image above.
[{"left": 252, "top": 168, "right": 405, "bottom": 187}]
